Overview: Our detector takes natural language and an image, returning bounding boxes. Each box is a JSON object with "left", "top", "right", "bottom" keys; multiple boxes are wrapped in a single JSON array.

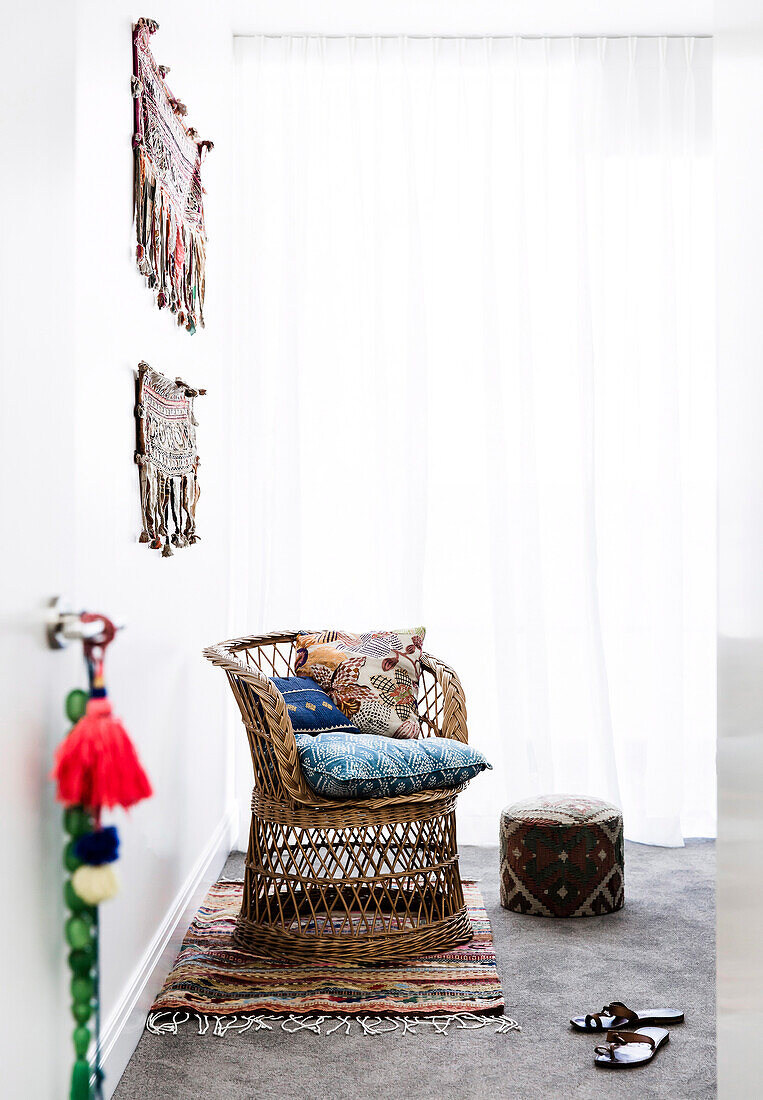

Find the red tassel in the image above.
[{"left": 53, "top": 698, "right": 153, "bottom": 810}]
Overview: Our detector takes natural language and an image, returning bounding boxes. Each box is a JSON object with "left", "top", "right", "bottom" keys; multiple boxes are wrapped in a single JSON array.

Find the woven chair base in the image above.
[
  {"left": 233, "top": 902, "right": 474, "bottom": 964},
  {"left": 237, "top": 804, "right": 472, "bottom": 964}
]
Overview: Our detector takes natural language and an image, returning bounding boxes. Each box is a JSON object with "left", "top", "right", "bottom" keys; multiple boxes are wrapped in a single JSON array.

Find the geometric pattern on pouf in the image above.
[{"left": 499, "top": 795, "right": 624, "bottom": 917}]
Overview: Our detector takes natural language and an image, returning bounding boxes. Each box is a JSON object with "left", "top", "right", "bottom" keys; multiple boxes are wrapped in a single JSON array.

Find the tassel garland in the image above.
[{"left": 55, "top": 624, "right": 154, "bottom": 1100}]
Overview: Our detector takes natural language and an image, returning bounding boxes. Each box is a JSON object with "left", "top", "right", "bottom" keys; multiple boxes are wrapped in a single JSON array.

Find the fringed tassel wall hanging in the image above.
[
  {"left": 134, "top": 361, "right": 205, "bottom": 556},
  {"left": 51, "top": 615, "right": 153, "bottom": 1100},
  {"left": 132, "top": 18, "right": 213, "bottom": 333}
]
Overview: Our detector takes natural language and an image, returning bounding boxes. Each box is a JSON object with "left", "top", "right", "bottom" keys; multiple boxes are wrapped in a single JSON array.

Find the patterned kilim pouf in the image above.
[{"left": 499, "top": 795, "right": 624, "bottom": 917}]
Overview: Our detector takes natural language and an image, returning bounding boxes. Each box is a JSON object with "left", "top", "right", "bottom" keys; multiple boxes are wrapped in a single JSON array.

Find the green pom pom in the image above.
[
  {"left": 71, "top": 975, "right": 95, "bottom": 1004},
  {"left": 64, "top": 880, "right": 88, "bottom": 913},
  {"left": 68, "top": 946, "right": 95, "bottom": 976},
  {"left": 71, "top": 1001, "right": 92, "bottom": 1025},
  {"left": 70, "top": 1058, "right": 90, "bottom": 1100},
  {"left": 64, "top": 806, "right": 92, "bottom": 839},
  {"left": 65, "top": 689, "right": 89, "bottom": 724},
  {"left": 65, "top": 914, "right": 93, "bottom": 950},
  {"left": 64, "top": 841, "right": 82, "bottom": 873},
  {"left": 72, "top": 1025, "right": 91, "bottom": 1059}
]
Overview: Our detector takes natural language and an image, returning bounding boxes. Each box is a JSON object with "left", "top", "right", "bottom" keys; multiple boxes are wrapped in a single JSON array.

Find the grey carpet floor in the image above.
[{"left": 115, "top": 841, "right": 715, "bottom": 1100}]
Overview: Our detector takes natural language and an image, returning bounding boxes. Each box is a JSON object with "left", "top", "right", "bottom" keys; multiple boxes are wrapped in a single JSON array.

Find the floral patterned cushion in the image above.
[
  {"left": 295, "top": 731, "right": 491, "bottom": 799},
  {"left": 270, "top": 676, "right": 359, "bottom": 735},
  {"left": 294, "top": 628, "right": 425, "bottom": 739}
]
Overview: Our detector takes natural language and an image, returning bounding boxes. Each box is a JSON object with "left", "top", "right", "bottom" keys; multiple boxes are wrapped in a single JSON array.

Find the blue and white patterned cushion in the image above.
[
  {"left": 271, "top": 676, "right": 359, "bottom": 735},
  {"left": 295, "top": 731, "right": 491, "bottom": 799}
]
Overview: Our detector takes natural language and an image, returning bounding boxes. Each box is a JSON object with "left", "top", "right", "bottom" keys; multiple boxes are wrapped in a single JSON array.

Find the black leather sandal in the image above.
[
  {"left": 571, "top": 1000, "right": 684, "bottom": 1032},
  {"left": 594, "top": 1027, "right": 669, "bottom": 1068}
]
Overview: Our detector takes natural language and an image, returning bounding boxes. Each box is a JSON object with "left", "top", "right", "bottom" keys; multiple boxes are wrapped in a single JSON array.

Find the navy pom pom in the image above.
[{"left": 74, "top": 826, "right": 120, "bottom": 866}]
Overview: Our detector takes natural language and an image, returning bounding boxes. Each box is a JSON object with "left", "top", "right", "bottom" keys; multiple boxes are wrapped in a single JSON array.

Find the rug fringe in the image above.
[{"left": 146, "top": 1011, "right": 521, "bottom": 1038}]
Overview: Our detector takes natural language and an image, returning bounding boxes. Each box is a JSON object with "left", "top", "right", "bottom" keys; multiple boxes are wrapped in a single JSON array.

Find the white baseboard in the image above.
[{"left": 97, "top": 802, "right": 238, "bottom": 1098}]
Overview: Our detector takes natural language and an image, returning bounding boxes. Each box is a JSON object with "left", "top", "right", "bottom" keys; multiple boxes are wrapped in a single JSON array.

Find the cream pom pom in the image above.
[{"left": 72, "top": 864, "right": 120, "bottom": 906}]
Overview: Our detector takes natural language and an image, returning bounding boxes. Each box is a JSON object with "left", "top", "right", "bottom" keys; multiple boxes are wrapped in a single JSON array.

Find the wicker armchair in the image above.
[{"left": 204, "top": 631, "right": 473, "bottom": 963}]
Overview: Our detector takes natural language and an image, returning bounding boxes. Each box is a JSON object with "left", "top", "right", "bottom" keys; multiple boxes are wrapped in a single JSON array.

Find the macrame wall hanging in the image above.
[
  {"left": 134, "top": 361, "right": 205, "bottom": 557},
  {"left": 132, "top": 17, "right": 213, "bottom": 333}
]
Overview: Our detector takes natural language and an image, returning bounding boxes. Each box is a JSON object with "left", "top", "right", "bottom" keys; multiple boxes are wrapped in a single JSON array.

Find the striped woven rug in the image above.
[{"left": 147, "top": 880, "right": 515, "bottom": 1037}]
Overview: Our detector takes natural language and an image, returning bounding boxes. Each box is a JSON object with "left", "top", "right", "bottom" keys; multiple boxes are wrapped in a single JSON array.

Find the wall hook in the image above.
[{"left": 46, "top": 597, "right": 125, "bottom": 651}]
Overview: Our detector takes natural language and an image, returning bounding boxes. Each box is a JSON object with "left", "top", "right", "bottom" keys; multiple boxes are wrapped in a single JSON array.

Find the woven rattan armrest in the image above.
[
  {"left": 419, "top": 651, "right": 469, "bottom": 743},
  {"left": 203, "top": 639, "right": 315, "bottom": 804}
]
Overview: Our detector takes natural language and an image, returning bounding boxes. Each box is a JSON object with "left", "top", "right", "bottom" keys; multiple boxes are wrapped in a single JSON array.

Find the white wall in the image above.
[
  {"left": 715, "top": 3, "right": 763, "bottom": 1095},
  {"left": 1, "top": 3, "right": 236, "bottom": 1096}
]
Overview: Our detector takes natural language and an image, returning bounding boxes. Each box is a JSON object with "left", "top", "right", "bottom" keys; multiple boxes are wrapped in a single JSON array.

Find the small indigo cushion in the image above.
[
  {"left": 271, "top": 676, "right": 359, "bottom": 735},
  {"left": 295, "top": 731, "right": 491, "bottom": 800}
]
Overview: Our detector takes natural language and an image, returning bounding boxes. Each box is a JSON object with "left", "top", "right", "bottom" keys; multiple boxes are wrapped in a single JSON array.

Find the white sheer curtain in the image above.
[{"left": 232, "top": 36, "right": 715, "bottom": 847}]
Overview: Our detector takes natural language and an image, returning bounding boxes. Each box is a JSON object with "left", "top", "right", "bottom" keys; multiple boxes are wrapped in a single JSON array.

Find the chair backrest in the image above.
[{"left": 223, "top": 632, "right": 301, "bottom": 679}]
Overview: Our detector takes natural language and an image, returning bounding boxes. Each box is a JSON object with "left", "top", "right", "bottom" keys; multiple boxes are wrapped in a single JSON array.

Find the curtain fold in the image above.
[{"left": 233, "top": 35, "right": 715, "bottom": 847}]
